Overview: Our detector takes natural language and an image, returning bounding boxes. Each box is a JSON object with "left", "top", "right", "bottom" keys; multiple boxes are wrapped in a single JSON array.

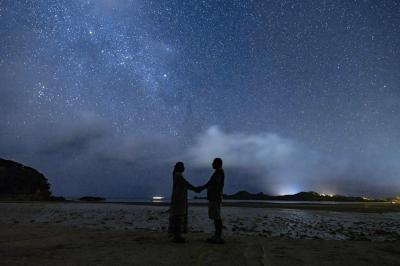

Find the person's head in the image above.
[
  {"left": 212, "top": 158, "right": 223, "bottom": 169},
  {"left": 173, "top": 161, "right": 185, "bottom": 174}
]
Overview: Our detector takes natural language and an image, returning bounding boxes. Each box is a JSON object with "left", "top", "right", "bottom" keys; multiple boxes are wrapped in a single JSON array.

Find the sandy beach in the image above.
[{"left": 1, "top": 202, "right": 399, "bottom": 265}]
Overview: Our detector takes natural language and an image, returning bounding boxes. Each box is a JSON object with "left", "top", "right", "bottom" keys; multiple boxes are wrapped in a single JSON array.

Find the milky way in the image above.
[{"left": 1, "top": 1, "right": 399, "bottom": 197}]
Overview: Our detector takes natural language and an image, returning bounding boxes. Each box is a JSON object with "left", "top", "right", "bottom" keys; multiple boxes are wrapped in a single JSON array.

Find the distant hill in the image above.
[
  {"left": 79, "top": 196, "right": 106, "bottom": 202},
  {"left": 0, "top": 158, "right": 52, "bottom": 200},
  {"left": 195, "top": 190, "right": 381, "bottom": 202}
]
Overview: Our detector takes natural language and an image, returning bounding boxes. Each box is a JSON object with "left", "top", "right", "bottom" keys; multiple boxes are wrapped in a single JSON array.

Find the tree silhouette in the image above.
[{"left": 0, "top": 158, "right": 51, "bottom": 200}]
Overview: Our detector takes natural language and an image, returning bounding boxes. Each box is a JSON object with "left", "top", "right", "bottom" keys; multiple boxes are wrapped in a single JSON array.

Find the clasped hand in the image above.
[{"left": 193, "top": 186, "right": 205, "bottom": 193}]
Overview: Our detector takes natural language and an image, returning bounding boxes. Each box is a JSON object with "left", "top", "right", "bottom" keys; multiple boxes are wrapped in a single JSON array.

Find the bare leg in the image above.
[{"left": 214, "top": 219, "right": 223, "bottom": 239}]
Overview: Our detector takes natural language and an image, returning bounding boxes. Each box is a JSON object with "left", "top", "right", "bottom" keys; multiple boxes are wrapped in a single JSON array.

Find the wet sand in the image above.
[
  {"left": 1, "top": 202, "right": 399, "bottom": 241},
  {"left": 1, "top": 223, "right": 399, "bottom": 266},
  {"left": 1, "top": 202, "right": 399, "bottom": 265},
  {"left": 2, "top": 200, "right": 400, "bottom": 213}
]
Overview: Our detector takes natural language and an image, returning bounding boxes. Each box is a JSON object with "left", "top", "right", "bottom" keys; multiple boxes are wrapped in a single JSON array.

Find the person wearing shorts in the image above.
[{"left": 199, "top": 158, "right": 225, "bottom": 244}]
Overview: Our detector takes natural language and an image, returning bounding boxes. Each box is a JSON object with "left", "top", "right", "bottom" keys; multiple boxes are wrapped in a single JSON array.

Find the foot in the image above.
[
  {"left": 213, "top": 237, "right": 225, "bottom": 244},
  {"left": 172, "top": 236, "right": 186, "bottom": 243},
  {"left": 206, "top": 236, "right": 216, "bottom": 242},
  {"left": 206, "top": 236, "right": 225, "bottom": 244}
]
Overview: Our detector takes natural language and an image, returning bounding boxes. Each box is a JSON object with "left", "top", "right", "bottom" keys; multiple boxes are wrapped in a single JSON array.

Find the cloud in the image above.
[
  {"left": 38, "top": 121, "right": 109, "bottom": 155},
  {"left": 1, "top": 120, "right": 399, "bottom": 198},
  {"left": 188, "top": 126, "right": 400, "bottom": 197},
  {"left": 188, "top": 126, "right": 316, "bottom": 194},
  {"left": 0, "top": 111, "right": 180, "bottom": 197}
]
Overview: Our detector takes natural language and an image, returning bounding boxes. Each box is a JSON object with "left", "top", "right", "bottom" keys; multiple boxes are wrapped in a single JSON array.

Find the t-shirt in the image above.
[{"left": 205, "top": 169, "right": 225, "bottom": 202}]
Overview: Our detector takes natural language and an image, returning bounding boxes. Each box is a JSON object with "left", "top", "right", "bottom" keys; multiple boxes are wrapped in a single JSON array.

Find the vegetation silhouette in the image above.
[{"left": 0, "top": 158, "right": 51, "bottom": 200}]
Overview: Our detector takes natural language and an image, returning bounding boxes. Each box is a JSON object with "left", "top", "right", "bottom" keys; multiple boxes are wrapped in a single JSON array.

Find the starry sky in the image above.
[{"left": 1, "top": 0, "right": 399, "bottom": 198}]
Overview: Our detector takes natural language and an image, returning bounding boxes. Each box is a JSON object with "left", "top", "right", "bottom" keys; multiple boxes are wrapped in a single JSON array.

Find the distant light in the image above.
[
  {"left": 152, "top": 196, "right": 164, "bottom": 200},
  {"left": 276, "top": 186, "right": 299, "bottom": 196},
  {"left": 163, "top": 73, "right": 168, "bottom": 78}
]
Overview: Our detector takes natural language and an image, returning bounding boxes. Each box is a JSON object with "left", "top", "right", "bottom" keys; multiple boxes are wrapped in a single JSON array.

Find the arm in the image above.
[
  {"left": 181, "top": 175, "right": 201, "bottom": 192},
  {"left": 219, "top": 171, "right": 225, "bottom": 195},
  {"left": 205, "top": 170, "right": 224, "bottom": 194},
  {"left": 186, "top": 181, "right": 197, "bottom": 192},
  {"left": 201, "top": 175, "right": 214, "bottom": 190}
]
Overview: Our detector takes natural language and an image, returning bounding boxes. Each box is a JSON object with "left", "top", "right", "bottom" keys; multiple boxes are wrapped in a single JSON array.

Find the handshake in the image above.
[{"left": 193, "top": 185, "right": 205, "bottom": 193}]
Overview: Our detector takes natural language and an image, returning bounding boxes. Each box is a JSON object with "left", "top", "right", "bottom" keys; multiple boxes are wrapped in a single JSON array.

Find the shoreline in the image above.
[{"left": 1, "top": 202, "right": 399, "bottom": 241}]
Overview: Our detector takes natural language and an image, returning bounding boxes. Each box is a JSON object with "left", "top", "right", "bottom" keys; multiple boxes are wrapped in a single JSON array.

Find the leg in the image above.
[
  {"left": 168, "top": 216, "right": 175, "bottom": 237},
  {"left": 183, "top": 213, "right": 188, "bottom": 234},
  {"left": 207, "top": 201, "right": 224, "bottom": 243},
  {"left": 172, "top": 216, "right": 186, "bottom": 243},
  {"left": 207, "top": 219, "right": 224, "bottom": 244},
  {"left": 214, "top": 218, "right": 223, "bottom": 239}
]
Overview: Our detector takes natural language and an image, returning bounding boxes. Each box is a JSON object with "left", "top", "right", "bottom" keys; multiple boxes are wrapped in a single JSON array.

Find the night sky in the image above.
[{"left": 1, "top": 0, "right": 399, "bottom": 198}]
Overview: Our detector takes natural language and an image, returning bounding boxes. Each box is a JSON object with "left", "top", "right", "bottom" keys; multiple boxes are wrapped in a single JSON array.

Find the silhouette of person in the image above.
[
  {"left": 168, "top": 162, "right": 200, "bottom": 243},
  {"left": 199, "top": 158, "right": 225, "bottom": 244}
]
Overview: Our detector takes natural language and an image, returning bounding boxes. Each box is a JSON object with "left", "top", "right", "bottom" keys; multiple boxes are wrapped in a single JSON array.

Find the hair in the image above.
[
  {"left": 213, "top": 158, "right": 223, "bottom": 168},
  {"left": 172, "top": 161, "right": 184, "bottom": 177}
]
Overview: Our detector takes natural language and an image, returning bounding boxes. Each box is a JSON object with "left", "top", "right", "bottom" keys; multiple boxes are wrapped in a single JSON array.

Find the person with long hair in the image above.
[{"left": 168, "top": 162, "right": 200, "bottom": 243}]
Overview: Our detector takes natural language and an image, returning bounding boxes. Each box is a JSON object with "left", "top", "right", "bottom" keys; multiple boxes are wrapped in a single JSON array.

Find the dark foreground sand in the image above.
[{"left": 1, "top": 223, "right": 399, "bottom": 266}]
